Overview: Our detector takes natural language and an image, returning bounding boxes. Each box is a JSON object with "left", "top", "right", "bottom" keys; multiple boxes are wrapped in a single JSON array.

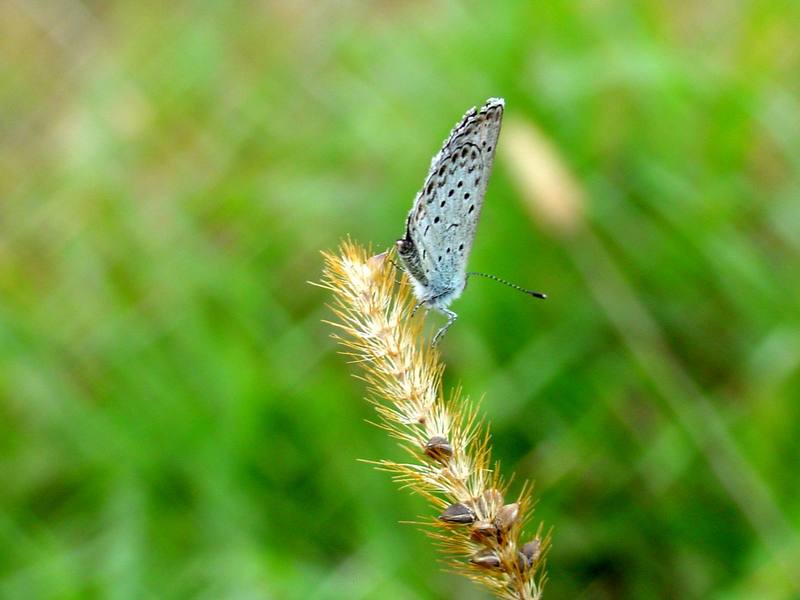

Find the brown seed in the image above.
[
  {"left": 519, "top": 539, "right": 542, "bottom": 569},
  {"left": 438, "top": 503, "right": 476, "bottom": 525},
  {"left": 469, "top": 520, "right": 498, "bottom": 542},
  {"left": 494, "top": 502, "right": 520, "bottom": 533},
  {"left": 423, "top": 435, "right": 453, "bottom": 462},
  {"left": 470, "top": 549, "right": 502, "bottom": 570}
]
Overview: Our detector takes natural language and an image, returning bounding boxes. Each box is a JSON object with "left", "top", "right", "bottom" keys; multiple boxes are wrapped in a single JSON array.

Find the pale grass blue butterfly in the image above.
[{"left": 396, "top": 98, "right": 546, "bottom": 344}]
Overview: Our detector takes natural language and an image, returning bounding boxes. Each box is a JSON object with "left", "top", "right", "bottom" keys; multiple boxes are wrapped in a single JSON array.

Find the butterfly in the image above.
[{"left": 396, "top": 98, "right": 545, "bottom": 345}]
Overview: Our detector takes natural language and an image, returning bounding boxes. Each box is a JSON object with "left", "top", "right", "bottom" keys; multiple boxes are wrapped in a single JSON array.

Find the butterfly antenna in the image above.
[{"left": 467, "top": 272, "right": 547, "bottom": 299}]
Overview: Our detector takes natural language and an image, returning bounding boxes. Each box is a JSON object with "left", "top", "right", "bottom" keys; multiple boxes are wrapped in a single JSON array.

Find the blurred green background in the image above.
[{"left": 2, "top": 1, "right": 800, "bottom": 598}]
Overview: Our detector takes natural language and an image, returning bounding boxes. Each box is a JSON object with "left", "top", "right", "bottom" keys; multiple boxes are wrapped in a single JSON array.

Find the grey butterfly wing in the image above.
[{"left": 400, "top": 98, "right": 504, "bottom": 302}]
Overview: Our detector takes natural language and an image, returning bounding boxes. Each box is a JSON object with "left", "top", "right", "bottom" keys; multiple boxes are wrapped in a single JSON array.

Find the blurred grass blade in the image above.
[
  {"left": 505, "top": 115, "right": 800, "bottom": 594},
  {"left": 501, "top": 117, "right": 583, "bottom": 238}
]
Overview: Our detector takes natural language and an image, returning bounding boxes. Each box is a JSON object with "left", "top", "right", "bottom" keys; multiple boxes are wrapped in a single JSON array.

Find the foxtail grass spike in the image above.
[{"left": 318, "top": 240, "right": 548, "bottom": 600}]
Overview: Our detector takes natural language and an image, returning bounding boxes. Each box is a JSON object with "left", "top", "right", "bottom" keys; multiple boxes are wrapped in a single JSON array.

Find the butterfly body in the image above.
[{"left": 396, "top": 98, "right": 505, "bottom": 343}]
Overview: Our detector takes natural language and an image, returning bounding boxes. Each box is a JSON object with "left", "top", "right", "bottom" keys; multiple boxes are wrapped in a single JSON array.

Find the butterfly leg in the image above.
[
  {"left": 388, "top": 256, "right": 402, "bottom": 272},
  {"left": 432, "top": 308, "right": 458, "bottom": 346},
  {"left": 388, "top": 257, "right": 407, "bottom": 284}
]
